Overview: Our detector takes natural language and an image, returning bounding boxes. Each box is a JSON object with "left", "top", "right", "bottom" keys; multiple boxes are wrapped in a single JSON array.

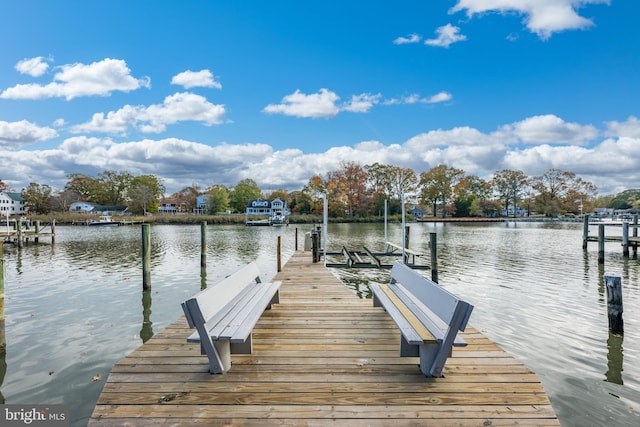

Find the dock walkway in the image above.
[{"left": 89, "top": 251, "right": 559, "bottom": 426}]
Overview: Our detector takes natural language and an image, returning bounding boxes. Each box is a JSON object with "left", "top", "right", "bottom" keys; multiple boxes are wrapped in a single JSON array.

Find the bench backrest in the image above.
[
  {"left": 390, "top": 262, "right": 472, "bottom": 332},
  {"left": 182, "top": 262, "right": 261, "bottom": 328}
]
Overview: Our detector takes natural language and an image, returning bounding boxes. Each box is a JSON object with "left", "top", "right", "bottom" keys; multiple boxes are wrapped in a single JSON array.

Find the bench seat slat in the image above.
[
  {"left": 376, "top": 283, "right": 436, "bottom": 343},
  {"left": 370, "top": 283, "right": 424, "bottom": 345}
]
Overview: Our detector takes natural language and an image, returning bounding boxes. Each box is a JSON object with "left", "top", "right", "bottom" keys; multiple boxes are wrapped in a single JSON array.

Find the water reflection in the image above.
[
  {"left": 605, "top": 332, "right": 624, "bottom": 385},
  {"left": 140, "top": 290, "right": 153, "bottom": 343}
]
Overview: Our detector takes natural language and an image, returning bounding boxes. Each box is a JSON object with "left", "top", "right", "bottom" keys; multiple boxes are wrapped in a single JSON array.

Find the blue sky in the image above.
[{"left": 1, "top": 0, "right": 638, "bottom": 195}]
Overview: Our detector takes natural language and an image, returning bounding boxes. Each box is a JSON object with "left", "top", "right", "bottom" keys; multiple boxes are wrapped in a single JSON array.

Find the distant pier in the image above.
[
  {"left": 582, "top": 214, "right": 640, "bottom": 261},
  {"left": 1, "top": 219, "right": 55, "bottom": 247}
]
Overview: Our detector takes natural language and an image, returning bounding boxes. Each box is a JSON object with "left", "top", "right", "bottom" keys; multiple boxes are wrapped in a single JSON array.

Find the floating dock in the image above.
[{"left": 89, "top": 251, "right": 559, "bottom": 426}]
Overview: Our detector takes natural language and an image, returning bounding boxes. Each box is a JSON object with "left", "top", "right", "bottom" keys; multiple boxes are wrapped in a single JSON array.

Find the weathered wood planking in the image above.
[{"left": 89, "top": 251, "right": 559, "bottom": 426}]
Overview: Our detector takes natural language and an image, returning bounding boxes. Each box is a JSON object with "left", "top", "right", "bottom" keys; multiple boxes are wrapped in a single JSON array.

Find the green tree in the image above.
[
  {"left": 229, "top": 179, "right": 262, "bottom": 212},
  {"left": 207, "top": 185, "right": 231, "bottom": 214},
  {"left": 65, "top": 174, "right": 101, "bottom": 202},
  {"left": 22, "top": 182, "right": 52, "bottom": 214},
  {"left": 128, "top": 175, "right": 165, "bottom": 214},
  {"left": 97, "top": 170, "right": 133, "bottom": 205},
  {"left": 491, "top": 170, "right": 529, "bottom": 217},
  {"left": 419, "top": 164, "right": 465, "bottom": 217}
]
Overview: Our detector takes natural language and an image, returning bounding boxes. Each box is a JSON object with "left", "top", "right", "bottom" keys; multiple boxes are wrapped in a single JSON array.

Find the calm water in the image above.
[{"left": 1, "top": 222, "right": 639, "bottom": 426}]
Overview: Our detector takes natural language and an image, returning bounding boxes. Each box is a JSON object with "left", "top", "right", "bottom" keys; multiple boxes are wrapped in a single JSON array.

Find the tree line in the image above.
[{"left": 2, "top": 163, "right": 638, "bottom": 218}]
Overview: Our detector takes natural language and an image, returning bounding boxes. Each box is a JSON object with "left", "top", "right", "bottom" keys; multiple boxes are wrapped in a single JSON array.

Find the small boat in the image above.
[
  {"left": 89, "top": 215, "right": 120, "bottom": 226},
  {"left": 269, "top": 214, "right": 287, "bottom": 226}
]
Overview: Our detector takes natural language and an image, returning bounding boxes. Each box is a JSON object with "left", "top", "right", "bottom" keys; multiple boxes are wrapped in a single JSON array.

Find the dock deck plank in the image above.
[{"left": 89, "top": 251, "right": 559, "bottom": 426}]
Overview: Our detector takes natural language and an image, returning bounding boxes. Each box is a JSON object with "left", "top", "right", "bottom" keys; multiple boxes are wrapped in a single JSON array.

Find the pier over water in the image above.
[{"left": 89, "top": 251, "right": 558, "bottom": 426}]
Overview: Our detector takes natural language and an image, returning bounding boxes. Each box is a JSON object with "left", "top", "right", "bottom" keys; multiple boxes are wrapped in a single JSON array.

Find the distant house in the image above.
[
  {"left": 194, "top": 194, "right": 209, "bottom": 214},
  {"left": 70, "top": 201, "right": 98, "bottom": 213},
  {"left": 410, "top": 206, "right": 427, "bottom": 218},
  {"left": 69, "top": 201, "right": 128, "bottom": 215},
  {"left": 0, "top": 191, "right": 27, "bottom": 216},
  {"left": 159, "top": 198, "right": 181, "bottom": 214},
  {"left": 245, "top": 198, "right": 290, "bottom": 218},
  {"left": 501, "top": 205, "right": 527, "bottom": 217}
]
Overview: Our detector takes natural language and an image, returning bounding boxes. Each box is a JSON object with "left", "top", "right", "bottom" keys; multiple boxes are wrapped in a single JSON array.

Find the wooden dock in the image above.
[{"left": 89, "top": 251, "right": 559, "bottom": 426}]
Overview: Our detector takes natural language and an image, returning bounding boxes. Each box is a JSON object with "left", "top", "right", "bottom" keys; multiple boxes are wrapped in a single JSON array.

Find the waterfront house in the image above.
[
  {"left": 245, "top": 198, "right": 290, "bottom": 219},
  {"left": 158, "top": 198, "right": 181, "bottom": 214},
  {"left": 0, "top": 191, "right": 27, "bottom": 216},
  {"left": 69, "top": 201, "right": 128, "bottom": 216}
]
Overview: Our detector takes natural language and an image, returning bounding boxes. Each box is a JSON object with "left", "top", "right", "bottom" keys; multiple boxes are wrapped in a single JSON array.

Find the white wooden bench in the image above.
[
  {"left": 370, "top": 262, "right": 473, "bottom": 377},
  {"left": 181, "top": 261, "right": 281, "bottom": 374}
]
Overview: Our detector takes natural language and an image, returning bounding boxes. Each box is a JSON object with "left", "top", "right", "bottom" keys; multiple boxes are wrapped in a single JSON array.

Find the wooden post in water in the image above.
[
  {"left": 200, "top": 221, "right": 207, "bottom": 278},
  {"left": 430, "top": 232, "right": 438, "bottom": 283},
  {"left": 604, "top": 275, "right": 623, "bottom": 336},
  {"left": 598, "top": 224, "right": 605, "bottom": 264},
  {"left": 142, "top": 223, "right": 151, "bottom": 290},
  {"left": 295, "top": 228, "right": 298, "bottom": 251},
  {"left": 51, "top": 219, "right": 56, "bottom": 243},
  {"left": 622, "top": 222, "right": 629, "bottom": 258},
  {"left": 0, "top": 243, "right": 5, "bottom": 353},
  {"left": 582, "top": 215, "right": 590, "bottom": 249},
  {"left": 277, "top": 236, "right": 282, "bottom": 272},
  {"left": 34, "top": 220, "right": 40, "bottom": 243},
  {"left": 16, "top": 223, "right": 22, "bottom": 249},
  {"left": 634, "top": 215, "right": 639, "bottom": 257}
]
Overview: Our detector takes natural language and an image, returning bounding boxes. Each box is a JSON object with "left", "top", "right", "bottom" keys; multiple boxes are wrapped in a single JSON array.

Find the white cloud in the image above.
[
  {"left": 384, "top": 91, "right": 453, "bottom": 105},
  {"left": 0, "top": 58, "right": 150, "bottom": 100},
  {"left": 605, "top": 116, "right": 640, "bottom": 138},
  {"left": 498, "top": 114, "right": 599, "bottom": 145},
  {"left": 393, "top": 33, "right": 422, "bottom": 45},
  {"left": 342, "top": 93, "right": 382, "bottom": 113},
  {"left": 15, "top": 56, "right": 51, "bottom": 77},
  {"left": 425, "top": 24, "right": 467, "bottom": 48},
  {"left": 0, "top": 120, "right": 58, "bottom": 147},
  {"left": 2, "top": 113, "right": 637, "bottom": 196},
  {"left": 171, "top": 69, "right": 222, "bottom": 89},
  {"left": 263, "top": 89, "right": 341, "bottom": 118},
  {"left": 71, "top": 92, "right": 226, "bottom": 134},
  {"left": 450, "top": 0, "right": 610, "bottom": 40}
]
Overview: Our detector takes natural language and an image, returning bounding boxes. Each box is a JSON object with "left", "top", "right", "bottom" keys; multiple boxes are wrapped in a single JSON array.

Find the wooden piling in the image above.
[
  {"left": 142, "top": 223, "right": 151, "bottom": 290},
  {"left": 604, "top": 275, "right": 623, "bottom": 336},
  {"left": 200, "top": 221, "right": 207, "bottom": 277},
  {"left": 295, "top": 227, "right": 298, "bottom": 251},
  {"left": 0, "top": 245, "right": 5, "bottom": 353},
  {"left": 598, "top": 224, "right": 605, "bottom": 264},
  {"left": 277, "top": 235, "right": 282, "bottom": 272},
  {"left": 622, "top": 222, "right": 629, "bottom": 258},
  {"left": 634, "top": 215, "right": 638, "bottom": 257},
  {"left": 430, "top": 232, "right": 438, "bottom": 283},
  {"left": 582, "top": 215, "right": 590, "bottom": 249},
  {"left": 51, "top": 219, "right": 56, "bottom": 243},
  {"left": 16, "top": 224, "right": 22, "bottom": 249},
  {"left": 34, "top": 220, "right": 40, "bottom": 243}
]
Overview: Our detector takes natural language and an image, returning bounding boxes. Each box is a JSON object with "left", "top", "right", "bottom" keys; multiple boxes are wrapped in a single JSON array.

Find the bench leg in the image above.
[
  {"left": 418, "top": 343, "right": 440, "bottom": 377},
  {"left": 202, "top": 339, "right": 232, "bottom": 374}
]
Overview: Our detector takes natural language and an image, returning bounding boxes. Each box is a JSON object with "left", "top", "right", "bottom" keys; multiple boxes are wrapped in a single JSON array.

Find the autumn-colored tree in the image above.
[
  {"left": 172, "top": 184, "right": 200, "bottom": 213},
  {"left": 531, "top": 169, "right": 597, "bottom": 217},
  {"left": 491, "top": 169, "right": 529, "bottom": 217}
]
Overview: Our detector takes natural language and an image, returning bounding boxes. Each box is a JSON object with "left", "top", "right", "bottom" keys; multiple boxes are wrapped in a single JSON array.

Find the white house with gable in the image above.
[{"left": 0, "top": 191, "right": 27, "bottom": 216}]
